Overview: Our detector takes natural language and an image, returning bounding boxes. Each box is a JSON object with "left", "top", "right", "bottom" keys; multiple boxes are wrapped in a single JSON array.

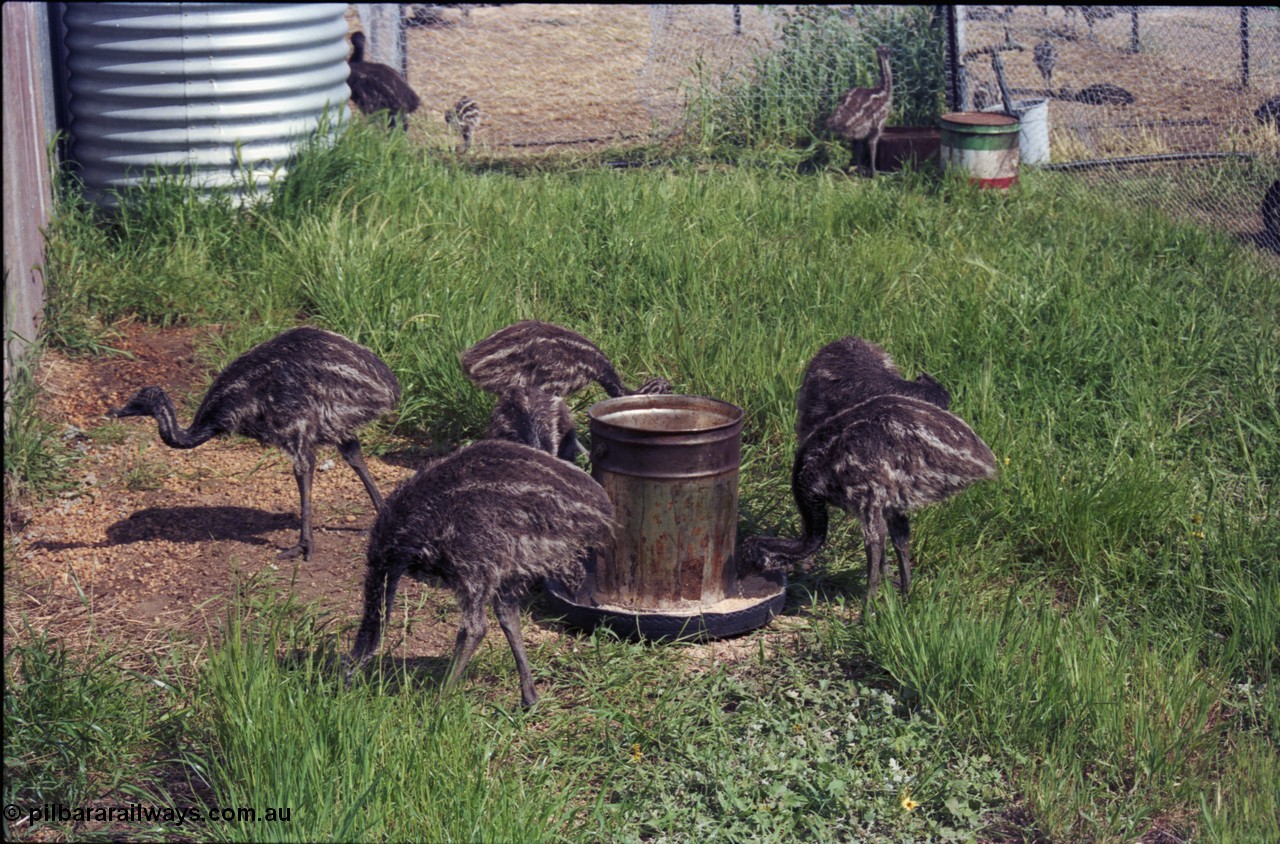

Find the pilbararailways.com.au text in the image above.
[{"left": 5, "top": 802, "right": 291, "bottom": 826}]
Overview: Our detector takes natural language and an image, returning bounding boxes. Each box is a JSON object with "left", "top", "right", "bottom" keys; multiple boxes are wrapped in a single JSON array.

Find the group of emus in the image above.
[
  {"left": 112, "top": 321, "right": 995, "bottom": 706},
  {"left": 346, "top": 30, "right": 478, "bottom": 154}
]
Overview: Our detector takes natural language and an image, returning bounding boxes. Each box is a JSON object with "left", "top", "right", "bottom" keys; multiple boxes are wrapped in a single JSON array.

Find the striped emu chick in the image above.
[
  {"left": 347, "top": 31, "right": 421, "bottom": 131},
  {"left": 1033, "top": 40, "right": 1057, "bottom": 88},
  {"left": 444, "top": 97, "right": 480, "bottom": 153},
  {"left": 461, "top": 320, "right": 671, "bottom": 400},
  {"left": 109, "top": 327, "right": 400, "bottom": 561},
  {"left": 486, "top": 385, "right": 584, "bottom": 462},
  {"left": 794, "top": 336, "right": 951, "bottom": 444},
  {"left": 826, "top": 45, "right": 894, "bottom": 176},
  {"left": 740, "top": 395, "right": 996, "bottom": 600},
  {"left": 348, "top": 440, "right": 614, "bottom": 707}
]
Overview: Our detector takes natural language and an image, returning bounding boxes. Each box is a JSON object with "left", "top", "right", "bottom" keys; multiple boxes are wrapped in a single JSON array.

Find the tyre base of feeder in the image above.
[{"left": 544, "top": 570, "right": 787, "bottom": 642}]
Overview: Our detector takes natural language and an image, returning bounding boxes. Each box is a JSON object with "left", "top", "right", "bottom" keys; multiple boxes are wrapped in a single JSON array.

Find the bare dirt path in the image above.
[
  {"left": 5, "top": 322, "right": 428, "bottom": 658},
  {"left": 5, "top": 323, "right": 785, "bottom": 671}
]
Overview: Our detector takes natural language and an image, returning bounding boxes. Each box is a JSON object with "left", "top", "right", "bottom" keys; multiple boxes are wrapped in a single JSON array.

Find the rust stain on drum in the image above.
[{"left": 589, "top": 395, "right": 743, "bottom": 612}]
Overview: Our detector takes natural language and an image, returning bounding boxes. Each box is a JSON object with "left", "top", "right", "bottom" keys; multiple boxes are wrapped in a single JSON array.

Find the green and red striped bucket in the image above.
[{"left": 940, "top": 112, "right": 1021, "bottom": 190}]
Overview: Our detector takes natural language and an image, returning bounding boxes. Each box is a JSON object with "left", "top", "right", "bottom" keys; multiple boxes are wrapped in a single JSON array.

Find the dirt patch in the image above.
[
  {"left": 5, "top": 323, "right": 801, "bottom": 681},
  {"left": 6, "top": 323, "right": 421, "bottom": 656}
]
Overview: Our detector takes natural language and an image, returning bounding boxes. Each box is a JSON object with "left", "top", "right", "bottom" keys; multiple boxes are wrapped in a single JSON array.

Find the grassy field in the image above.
[{"left": 5, "top": 119, "right": 1278, "bottom": 841}]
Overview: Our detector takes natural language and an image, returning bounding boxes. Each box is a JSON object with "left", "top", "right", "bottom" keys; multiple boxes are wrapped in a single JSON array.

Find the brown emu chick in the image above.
[
  {"left": 109, "top": 327, "right": 400, "bottom": 560},
  {"left": 794, "top": 336, "right": 951, "bottom": 444},
  {"left": 461, "top": 320, "right": 671, "bottom": 400},
  {"left": 741, "top": 395, "right": 996, "bottom": 601},
  {"left": 742, "top": 339, "right": 994, "bottom": 601},
  {"left": 347, "top": 31, "right": 421, "bottom": 130},
  {"left": 486, "top": 385, "right": 584, "bottom": 462},
  {"left": 826, "top": 45, "right": 894, "bottom": 177},
  {"left": 347, "top": 439, "right": 614, "bottom": 707},
  {"left": 444, "top": 97, "right": 481, "bottom": 153}
]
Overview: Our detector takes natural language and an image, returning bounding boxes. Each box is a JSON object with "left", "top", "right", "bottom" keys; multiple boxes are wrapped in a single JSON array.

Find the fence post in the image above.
[
  {"left": 1240, "top": 6, "right": 1250, "bottom": 89},
  {"left": 946, "top": 5, "right": 967, "bottom": 112},
  {"left": 1129, "top": 8, "right": 1139, "bottom": 54}
]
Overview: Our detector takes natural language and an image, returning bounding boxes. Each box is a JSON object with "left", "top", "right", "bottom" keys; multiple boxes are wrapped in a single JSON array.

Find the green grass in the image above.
[
  {"left": 15, "top": 117, "right": 1280, "bottom": 841},
  {"left": 3, "top": 623, "right": 197, "bottom": 840}
]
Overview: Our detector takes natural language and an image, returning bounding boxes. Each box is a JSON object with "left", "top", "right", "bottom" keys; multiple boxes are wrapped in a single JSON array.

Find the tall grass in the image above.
[
  {"left": 684, "top": 5, "right": 945, "bottom": 151},
  {"left": 33, "top": 119, "right": 1280, "bottom": 840},
  {"left": 195, "top": 580, "right": 572, "bottom": 843},
  {"left": 3, "top": 626, "right": 195, "bottom": 839}
]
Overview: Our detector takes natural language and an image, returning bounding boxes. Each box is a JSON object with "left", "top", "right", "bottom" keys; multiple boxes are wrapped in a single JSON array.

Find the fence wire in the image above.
[{"left": 385, "top": 4, "right": 1278, "bottom": 249}]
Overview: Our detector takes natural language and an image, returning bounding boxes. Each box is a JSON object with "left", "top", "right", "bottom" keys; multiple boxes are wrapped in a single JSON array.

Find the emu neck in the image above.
[
  {"left": 598, "top": 369, "right": 629, "bottom": 398},
  {"left": 878, "top": 54, "right": 893, "bottom": 94},
  {"left": 792, "top": 495, "right": 830, "bottom": 559},
  {"left": 351, "top": 39, "right": 365, "bottom": 64},
  {"left": 149, "top": 392, "right": 215, "bottom": 450}
]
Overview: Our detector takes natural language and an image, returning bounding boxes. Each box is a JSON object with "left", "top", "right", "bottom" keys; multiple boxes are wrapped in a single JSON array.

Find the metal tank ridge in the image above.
[{"left": 61, "top": 3, "right": 351, "bottom": 208}]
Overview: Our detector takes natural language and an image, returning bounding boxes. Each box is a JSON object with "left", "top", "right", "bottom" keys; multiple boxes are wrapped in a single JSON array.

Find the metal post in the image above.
[
  {"left": 1240, "top": 6, "right": 1250, "bottom": 89},
  {"left": 947, "top": 5, "right": 968, "bottom": 112}
]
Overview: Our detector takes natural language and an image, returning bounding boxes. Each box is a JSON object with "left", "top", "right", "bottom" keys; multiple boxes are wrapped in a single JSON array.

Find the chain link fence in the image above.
[{"left": 380, "top": 4, "right": 1278, "bottom": 250}]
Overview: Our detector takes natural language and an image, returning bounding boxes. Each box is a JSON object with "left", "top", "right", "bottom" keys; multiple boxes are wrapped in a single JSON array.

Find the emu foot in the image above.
[{"left": 277, "top": 543, "right": 311, "bottom": 561}]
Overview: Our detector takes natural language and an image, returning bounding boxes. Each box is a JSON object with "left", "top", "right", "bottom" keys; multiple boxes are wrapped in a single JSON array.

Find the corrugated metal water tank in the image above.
[{"left": 62, "top": 3, "right": 350, "bottom": 207}]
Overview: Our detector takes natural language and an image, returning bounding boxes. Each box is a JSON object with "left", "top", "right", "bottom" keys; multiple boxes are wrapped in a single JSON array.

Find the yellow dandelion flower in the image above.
[
  {"left": 1192, "top": 513, "right": 1203, "bottom": 524},
  {"left": 901, "top": 792, "right": 919, "bottom": 812},
  {"left": 792, "top": 723, "right": 804, "bottom": 734},
  {"left": 630, "top": 743, "right": 643, "bottom": 763},
  {"left": 1192, "top": 530, "right": 1205, "bottom": 540},
  {"left": 1004, "top": 456, "right": 1011, "bottom": 466}
]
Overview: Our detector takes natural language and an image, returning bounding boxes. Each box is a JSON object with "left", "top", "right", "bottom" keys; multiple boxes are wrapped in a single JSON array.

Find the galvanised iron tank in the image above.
[{"left": 61, "top": 3, "right": 351, "bottom": 207}]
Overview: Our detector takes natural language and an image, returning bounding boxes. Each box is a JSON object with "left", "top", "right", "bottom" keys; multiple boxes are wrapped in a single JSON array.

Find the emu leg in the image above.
[
  {"left": 348, "top": 566, "right": 402, "bottom": 679},
  {"left": 280, "top": 451, "right": 316, "bottom": 560},
  {"left": 493, "top": 594, "right": 538, "bottom": 708},
  {"left": 886, "top": 509, "right": 912, "bottom": 597},
  {"left": 862, "top": 507, "right": 889, "bottom": 603},
  {"left": 339, "top": 438, "right": 385, "bottom": 512},
  {"left": 557, "top": 429, "right": 584, "bottom": 463},
  {"left": 445, "top": 600, "right": 489, "bottom": 692},
  {"left": 867, "top": 128, "right": 882, "bottom": 177}
]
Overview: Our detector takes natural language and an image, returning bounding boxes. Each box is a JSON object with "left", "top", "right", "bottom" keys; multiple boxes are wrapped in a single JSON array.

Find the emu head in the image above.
[
  {"left": 634, "top": 377, "right": 673, "bottom": 396},
  {"left": 914, "top": 373, "right": 951, "bottom": 410},
  {"left": 108, "top": 386, "right": 167, "bottom": 419},
  {"left": 738, "top": 535, "right": 800, "bottom": 575}
]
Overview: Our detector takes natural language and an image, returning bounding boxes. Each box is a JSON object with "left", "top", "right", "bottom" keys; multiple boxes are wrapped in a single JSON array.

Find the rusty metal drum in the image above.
[
  {"left": 545, "top": 394, "right": 785, "bottom": 641},
  {"left": 588, "top": 394, "right": 743, "bottom": 611}
]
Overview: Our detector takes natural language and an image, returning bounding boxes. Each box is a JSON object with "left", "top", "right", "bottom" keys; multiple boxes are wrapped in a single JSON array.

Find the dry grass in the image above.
[
  {"left": 964, "top": 6, "right": 1279, "bottom": 161},
  {"left": 346, "top": 5, "right": 1280, "bottom": 162}
]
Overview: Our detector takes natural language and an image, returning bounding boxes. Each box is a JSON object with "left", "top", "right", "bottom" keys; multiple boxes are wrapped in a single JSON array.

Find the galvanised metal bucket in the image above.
[
  {"left": 940, "top": 111, "right": 1021, "bottom": 189},
  {"left": 982, "top": 98, "right": 1051, "bottom": 165},
  {"left": 588, "top": 394, "right": 743, "bottom": 611}
]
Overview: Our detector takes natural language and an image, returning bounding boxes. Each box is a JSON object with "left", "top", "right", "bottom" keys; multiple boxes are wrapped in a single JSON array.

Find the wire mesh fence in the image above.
[{"left": 377, "top": 4, "right": 1278, "bottom": 250}]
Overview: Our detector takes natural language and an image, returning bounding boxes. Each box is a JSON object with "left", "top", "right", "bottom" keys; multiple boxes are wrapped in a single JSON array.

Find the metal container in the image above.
[
  {"left": 589, "top": 394, "right": 743, "bottom": 611},
  {"left": 982, "top": 98, "right": 1050, "bottom": 165},
  {"left": 876, "top": 126, "right": 942, "bottom": 173},
  {"left": 61, "top": 3, "right": 350, "bottom": 207},
  {"left": 545, "top": 394, "right": 785, "bottom": 641},
  {"left": 940, "top": 111, "right": 1021, "bottom": 189}
]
